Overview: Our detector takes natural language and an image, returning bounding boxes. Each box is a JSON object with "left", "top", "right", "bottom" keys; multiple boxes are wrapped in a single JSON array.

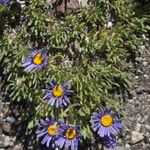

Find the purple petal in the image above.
[
  {"left": 63, "top": 80, "right": 72, "bottom": 87},
  {"left": 22, "top": 60, "right": 32, "bottom": 67},
  {"left": 98, "top": 126, "right": 105, "bottom": 137},
  {"left": 56, "top": 137, "right": 65, "bottom": 148},
  {"left": 37, "top": 131, "right": 47, "bottom": 138},
  {"left": 40, "top": 119, "right": 47, "bottom": 126},
  {"left": 24, "top": 64, "right": 35, "bottom": 72},
  {"left": 41, "top": 134, "right": 49, "bottom": 145},
  {"left": 45, "top": 117, "right": 50, "bottom": 122},
  {"left": 27, "top": 47, "right": 37, "bottom": 53},
  {"left": 59, "top": 119, "right": 67, "bottom": 127},
  {"left": 71, "top": 139, "right": 75, "bottom": 150},
  {"left": 104, "top": 107, "right": 111, "bottom": 114},
  {"left": 112, "top": 125, "right": 119, "bottom": 133},
  {"left": 36, "top": 122, "right": 42, "bottom": 127},
  {"left": 46, "top": 136, "right": 52, "bottom": 147},
  {"left": 105, "top": 127, "right": 109, "bottom": 136},
  {"left": 65, "top": 139, "right": 71, "bottom": 150},
  {"left": 27, "top": 47, "right": 34, "bottom": 51},
  {"left": 56, "top": 99, "right": 59, "bottom": 108},
  {"left": 93, "top": 124, "right": 100, "bottom": 131},
  {"left": 65, "top": 89, "right": 74, "bottom": 93},
  {"left": 36, "top": 128, "right": 46, "bottom": 134},
  {"left": 25, "top": 53, "right": 35, "bottom": 58},
  {"left": 107, "top": 127, "right": 110, "bottom": 136},
  {"left": 0, "top": 0, "right": 9, "bottom": 4},
  {"left": 34, "top": 65, "right": 42, "bottom": 71},
  {"left": 59, "top": 97, "right": 62, "bottom": 106},
  {"left": 43, "top": 58, "right": 48, "bottom": 65},
  {"left": 41, "top": 48, "right": 46, "bottom": 54},
  {"left": 43, "top": 93, "right": 52, "bottom": 99},
  {"left": 46, "top": 78, "right": 55, "bottom": 87},
  {"left": 62, "top": 99, "right": 67, "bottom": 106},
  {"left": 114, "top": 121, "right": 122, "bottom": 129},
  {"left": 91, "top": 116, "right": 100, "bottom": 121},
  {"left": 50, "top": 97, "right": 56, "bottom": 106},
  {"left": 93, "top": 112, "right": 101, "bottom": 117},
  {"left": 51, "top": 115, "right": 55, "bottom": 123},
  {"left": 63, "top": 96, "right": 70, "bottom": 103}
]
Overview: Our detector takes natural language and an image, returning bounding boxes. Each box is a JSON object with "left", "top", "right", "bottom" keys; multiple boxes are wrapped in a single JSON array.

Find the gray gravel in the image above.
[{"left": 116, "top": 47, "right": 150, "bottom": 150}]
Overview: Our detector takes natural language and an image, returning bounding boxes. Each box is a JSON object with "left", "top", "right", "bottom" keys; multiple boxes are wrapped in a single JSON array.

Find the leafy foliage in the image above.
[{"left": 0, "top": 0, "right": 150, "bottom": 143}]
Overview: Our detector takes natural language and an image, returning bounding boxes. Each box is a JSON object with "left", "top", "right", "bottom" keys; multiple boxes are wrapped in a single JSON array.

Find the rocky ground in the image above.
[
  {"left": 119, "top": 47, "right": 150, "bottom": 150},
  {"left": 105, "top": 44, "right": 150, "bottom": 150},
  {"left": 0, "top": 95, "right": 23, "bottom": 150}
]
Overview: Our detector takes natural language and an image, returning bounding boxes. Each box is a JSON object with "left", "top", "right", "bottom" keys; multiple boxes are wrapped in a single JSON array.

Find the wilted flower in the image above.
[
  {"left": 22, "top": 47, "right": 47, "bottom": 72},
  {"left": 36, "top": 115, "right": 58, "bottom": 148},
  {"left": 0, "top": 0, "right": 9, "bottom": 4},
  {"left": 56, "top": 119, "right": 80, "bottom": 150},
  {"left": 91, "top": 107, "right": 122, "bottom": 137},
  {"left": 102, "top": 134, "right": 116, "bottom": 148},
  {"left": 42, "top": 79, "right": 74, "bottom": 107}
]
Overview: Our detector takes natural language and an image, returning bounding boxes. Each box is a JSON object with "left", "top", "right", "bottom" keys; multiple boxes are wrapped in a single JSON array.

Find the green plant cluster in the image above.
[{"left": 0, "top": 0, "right": 150, "bottom": 143}]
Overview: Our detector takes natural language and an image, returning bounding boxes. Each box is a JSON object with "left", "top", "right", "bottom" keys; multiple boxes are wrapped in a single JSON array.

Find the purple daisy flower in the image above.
[
  {"left": 56, "top": 119, "right": 80, "bottom": 150},
  {"left": 36, "top": 115, "right": 59, "bottom": 148},
  {"left": 91, "top": 107, "right": 122, "bottom": 138},
  {"left": 42, "top": 79, "right": 74, "bottom": 108},
  {"left": 22, "top": 47, "right": 47, "bottom": 72},
  {"left": 102, "top": 134, "right": 116, "bottom": 148},
  {"left": 0, "top": 0, "right": 9, "bottom": 4}
]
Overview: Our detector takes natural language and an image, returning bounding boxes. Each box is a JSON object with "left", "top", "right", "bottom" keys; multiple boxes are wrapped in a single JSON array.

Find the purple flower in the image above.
[
  {"left": 102, "top": 134, "right": 116, "bottom": 148},
  {"left": 91, "top": 107, "right": 122, "bottom": 138},
  {"left": 0, "top": 0, "right": 9, "bottom": 4},
  {"left": 56, "top": 119, "right": 80, "bottom": 150},
  {"left": 22, "top": 48, "right": 47, "bottom": 72},
  {"left": 36, "top": 115, "right": 59, "bottom": 148},
  {"left": 42, "top": 79, "right": 74, "bottom": 107}
]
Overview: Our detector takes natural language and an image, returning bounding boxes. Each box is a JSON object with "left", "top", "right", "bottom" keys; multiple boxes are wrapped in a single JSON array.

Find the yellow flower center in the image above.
[
  {"left": 47, "top": 124, "right": 58, "bottom": 135},
  {"left": 52, "top": 85, "right": 63, "bottom": 97},
  {"left": 65, "top": 128, "right": 77, "bottom": 139},
  {"left": 100, "top": 115, "right": 113, "bottom": 127},
  {"left": 33, "top": 53, "right": 44, "bottom": 65}
]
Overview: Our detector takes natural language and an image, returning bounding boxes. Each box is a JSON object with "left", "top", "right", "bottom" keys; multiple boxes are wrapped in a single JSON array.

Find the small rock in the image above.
[
  {"left": 12, "top": 137, "right": 16, "bottom": 142},
  {"left": 5, "top": 116, "right": 16, "bottom": 124},
  {"left": 4, "top": 136, "right": 10, "bottom": 147},
  {"left": 9, "top": 141, "right": 14, "bottom": 147},
  {"left": 135, "top": 123, "right": 141, "bottom": 132},
  {"left": 107, "top": 22, "right": 113, "bottom": 28},
  {"left": 117, "top": 139, "right": 122, "bottom": 144},
  {"left": 126, "top": 135, "right": 131, "bottom": 141},
  {"left": 13, "top": 143, "right": 23, "bottom": 150},
  {"left": 144, "top": 74, "right": 148, "bottom": 78},
  {"left": 79, "top": 0, "right": 88, "bottom": 7},
  {"left": 136, "top": 114, "right": 142, "bottom": 122},
  {"left": 131, "top": 131, "right": 144, "bottom": 144},
  {"left": 135, "top": 76, "right": 139, "bottom": 79},
  {"left": 143, "top": 61, "right": 148, "bottom": 66},
  {"left": 145, "top": 124, "right": 150, "bottom": 131},
  {"left": 125, "top": 143, "right": 130, "bottom": 149},
  {"left": 2, "top": 122, "right": 11, "bottom": 134}
]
